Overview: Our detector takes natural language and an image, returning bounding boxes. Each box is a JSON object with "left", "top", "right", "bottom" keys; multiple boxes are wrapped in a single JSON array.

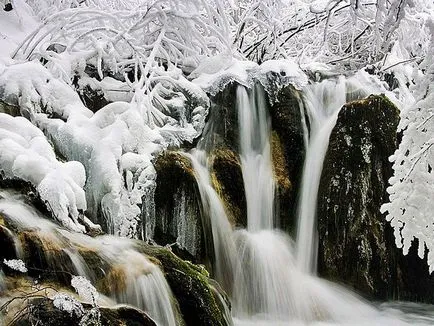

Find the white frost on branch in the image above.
[
  {"left": 3, "top": 259, "right": 28, "bottom": 273},
  {"left": 52, "top": 293, "right": 85, "bottom": 317},
  {"left": 0, "top": 57, "right": 209, "bottom": 238},
  {"left": 71, "top": 275, "right": 99, "bottom": 303},
  {"left": 381, "top": 17, "right": 434, "bottom": 272}
]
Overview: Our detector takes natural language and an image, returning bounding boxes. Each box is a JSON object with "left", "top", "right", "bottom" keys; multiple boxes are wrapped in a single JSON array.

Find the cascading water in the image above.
[
  {"left": 186, "top": 79, "right": 434, "bottom": 325},
  {"left": 232, "top": 85, "right": 304, "bottom": 319},
  {"left": 295, "top": 75, "right": 383, "bottom": 274},
  {"left": 0, "top": 193, "right": 178, "bottom": 326},
  {"left": 186, "top": 150, "right": 237, "bottom": 293},
  {"left": 237, "top": 85, "right": 275, "bottom": 231}
]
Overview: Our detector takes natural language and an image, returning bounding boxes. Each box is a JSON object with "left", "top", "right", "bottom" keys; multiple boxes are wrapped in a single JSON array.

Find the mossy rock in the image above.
[
  {"left": 79, "top": 247, "right": 111, "bottom": 286},
  {"left": 318, "top": 94, "right": 434, "bottom": 302},
  {"left": 138, "top": 244, "right": 231, "bottom": 326},
  {"left": 318, "top": 94, "right": 399, "bottom": 297},
  {"left": 268, "top": 85, "right": 304, "bottom": 233},
  {"left": 211, "top": 148, "right": 246, "bottom": 227},
  {"left": 153, "top": 151, "right": 205, "bottom": 262}
]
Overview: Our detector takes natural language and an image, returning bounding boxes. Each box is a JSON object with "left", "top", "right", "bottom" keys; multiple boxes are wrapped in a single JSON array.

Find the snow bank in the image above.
[
  {"left": 0, "top": 113, "right": 87, "bottom": 232},
  {"left": 192, "top": 58, "right": 308, "bottom": 99},
  {"left": 0, "top": 59, "right": 209, "bottom": 238},
  {"left": 0, "top": 61, "right": 92, "bottom": 119}
]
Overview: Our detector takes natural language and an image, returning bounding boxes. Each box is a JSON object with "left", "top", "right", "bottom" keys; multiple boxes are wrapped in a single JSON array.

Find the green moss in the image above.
[{"left": 137, "top": 244, "right": 230, "bottom": 326}]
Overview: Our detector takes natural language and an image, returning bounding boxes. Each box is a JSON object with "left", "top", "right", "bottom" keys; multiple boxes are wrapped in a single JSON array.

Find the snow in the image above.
[
  {"left": 192, "top": 59, "right": 258, "bottom": 95},
  {"left": 3, "top": 258, "right": 27, "bottom": 273},
  {"left": 0, "top": 0, "right": 38, "bottom": 60},
  {"left": 52, "top": 293, "right": 85, "bottom": 317},
  {"left": 257, "top": 59, "right": 308, "bottom": 90},
  {"left": 0, "top": 61, "right": 92, "bottom": 119},
  {"left": 192, "top": 58, "right": 308, "bottom": 97},
  {"left": 71, "top": 275, "right": 99, "bottom": 303},
  {"left": 0, "top": 113, "right": 88, "bottom": 233}
]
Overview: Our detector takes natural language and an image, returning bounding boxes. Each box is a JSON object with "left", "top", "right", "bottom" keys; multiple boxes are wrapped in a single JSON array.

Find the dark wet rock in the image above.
[
  {"left": 318, "top": 94, "right": 398, "bottom": 297},
  {"left": 139, "top": 245, "right": 231, "bottom": 326},
  {"left": 205, "top": 82, "right": 239, "bottom": 152},
  {"left": 0, "top": 225, "right": 18, "bottom": 262},
  {"left": 153, "top": 151, "right": 205, "bottom": 263},
  {"left": 268, "top": 85, "right": 305, "bottom": 233},
  {"left": 317, "top": 94, "right": 434, "bottom": 302},
  {"left": 17, "top": 298, "right": 156, "bottom": 326},
  {"left": 211, "top": 148, "right": 246, "bottom": 228},
  {"left": 78, "top": 84, "right": 110, "bottom": 113},
  {"left": 0, "top": 100, "right": 20, "bottom": 116}
]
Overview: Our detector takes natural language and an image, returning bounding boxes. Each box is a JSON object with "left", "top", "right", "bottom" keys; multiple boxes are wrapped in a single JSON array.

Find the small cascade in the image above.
[
  {"left": 0, "top": 193, "right": 178, "bottom": 326},
  {"left": 237, "top": 85, "right": 275, "bottom": 231},
  {"left": 295, "top": 77, "right": 348, "bottom": 274},
  {"left": 112, "top": 251, "right": 177, "bottom": 326},
  {"left": 295, "top": 76, "right": 377, "bottom": 274},
  {"left": 187, "top": 150, "right": 237, "bottom": 292},
  {"left": 232, "top": 85, "right": 299, "bottom": 318}
]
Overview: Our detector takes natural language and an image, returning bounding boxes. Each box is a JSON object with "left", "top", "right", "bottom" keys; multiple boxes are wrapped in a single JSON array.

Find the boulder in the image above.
[
  {"left": 206, "top": 82, "right": 240, "bottom": 152},
  {"left": 317, "top": 94, "right": 434, "bottom": 302},
  {"left": 211, "top": 148, "right": 246, "bottom": 228}
]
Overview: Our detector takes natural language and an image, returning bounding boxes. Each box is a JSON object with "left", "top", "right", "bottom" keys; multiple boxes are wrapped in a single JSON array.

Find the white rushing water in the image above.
[
  {"left": 237, "top": 85, "right": 275, "bottom": 231},
  {"left": 296, "top": 76, "right": 353, "bottom": 273},
  {"left": 187, "top": 150, "right": 238, "bottom": 293}
]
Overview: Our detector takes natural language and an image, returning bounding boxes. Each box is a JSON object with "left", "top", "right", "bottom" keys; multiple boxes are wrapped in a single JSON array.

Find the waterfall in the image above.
[
  {"left": 295, "top": 77, "right": 347, "bottom": 273},
  {"left": 237, "top": 85, "right": 275, "bottom": 231},
  {"left": 186, "top": 80, "right": 418, "bottom": 324},
  {"left": 295, "top": 76, "right": 377, "bottom": 274},
  {"left": 186, "top": 150, "right": 237, "bottom": 293}
]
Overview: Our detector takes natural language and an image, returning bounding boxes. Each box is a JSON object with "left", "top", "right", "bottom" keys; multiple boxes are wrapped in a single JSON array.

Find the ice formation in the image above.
[{"left": 0, "top": 113, "right": 88, "bottom": 232}]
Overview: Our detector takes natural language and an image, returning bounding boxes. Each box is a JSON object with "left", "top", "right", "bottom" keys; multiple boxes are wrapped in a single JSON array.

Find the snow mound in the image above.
[
  {"left": 0, "top": 61, "right": 92, "bottom": 119},
  {"left": 0, "top": 113, "right": 88, "bottom": 233},
  {"left": 192, "top": 58, "right": 308, "bottom": 99}
]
